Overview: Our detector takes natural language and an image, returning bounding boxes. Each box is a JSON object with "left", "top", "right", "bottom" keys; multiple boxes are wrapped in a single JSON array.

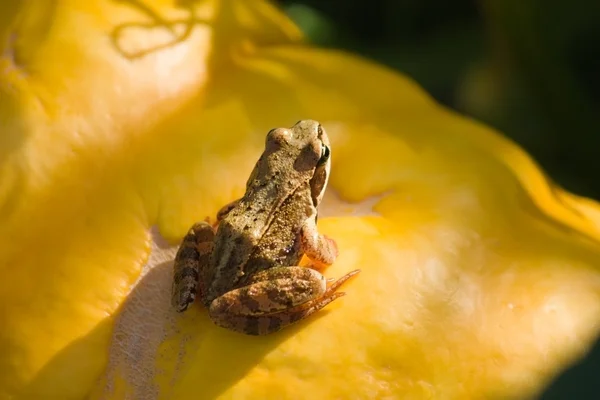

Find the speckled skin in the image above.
[{"left": 171, "top": 120, "right": 360, "bottom": 335}]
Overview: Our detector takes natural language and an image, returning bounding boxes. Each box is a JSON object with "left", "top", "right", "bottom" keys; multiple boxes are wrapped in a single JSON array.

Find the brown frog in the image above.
[{"left": 171, "top": 120, "right": 360, "bottom": 335}]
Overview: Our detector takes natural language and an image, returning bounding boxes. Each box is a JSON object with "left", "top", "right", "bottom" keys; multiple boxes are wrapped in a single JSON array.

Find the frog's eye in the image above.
[{"left": 317, "top": 144, "right": 330, "bottom": 166}]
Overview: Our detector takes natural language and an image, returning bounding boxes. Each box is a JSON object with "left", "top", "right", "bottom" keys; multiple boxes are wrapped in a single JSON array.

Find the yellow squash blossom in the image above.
[{"left": 1, "top": 0, "right": 599, "bottom": 399}]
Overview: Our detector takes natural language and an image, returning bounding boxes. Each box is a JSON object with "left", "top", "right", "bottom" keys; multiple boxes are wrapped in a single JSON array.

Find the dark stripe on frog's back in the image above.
[{"left": 203, "top": 209, "right": 264, "bottom": 305}]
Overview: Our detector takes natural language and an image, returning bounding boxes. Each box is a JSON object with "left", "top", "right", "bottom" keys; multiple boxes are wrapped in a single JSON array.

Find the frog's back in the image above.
[
  {"left": 205, "top": 189, "right": 312, "bottom": 303},
  {"left": 244, "top": 188, "right": 312, "bottom": 277}
]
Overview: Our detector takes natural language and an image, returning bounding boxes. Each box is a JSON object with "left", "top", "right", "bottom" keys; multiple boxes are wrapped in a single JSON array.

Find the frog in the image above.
[{"left": 171, "top": 120, "right": 360, "bottom": 336}]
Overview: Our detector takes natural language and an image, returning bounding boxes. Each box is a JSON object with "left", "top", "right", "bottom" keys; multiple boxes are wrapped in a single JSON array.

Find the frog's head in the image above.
[{"left": 247, "top": 120, "right": 331, "bottom": 207}]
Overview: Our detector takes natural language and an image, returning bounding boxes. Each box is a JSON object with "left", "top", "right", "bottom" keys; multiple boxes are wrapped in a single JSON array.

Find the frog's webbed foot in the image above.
[
  {"left": 171, "top": 222, "right": 215, "bottom": 312},
  {"left": 208, "top": 267, "right": 360, "bottom": 335},
  {"left": 299, "top": 217, "right": 338, "bottom": 267}
]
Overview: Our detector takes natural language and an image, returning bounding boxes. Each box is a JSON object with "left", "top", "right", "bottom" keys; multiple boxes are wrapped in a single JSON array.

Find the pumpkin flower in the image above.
[{"left": 1, "top": 0, "right": 600, "bottom": 399}]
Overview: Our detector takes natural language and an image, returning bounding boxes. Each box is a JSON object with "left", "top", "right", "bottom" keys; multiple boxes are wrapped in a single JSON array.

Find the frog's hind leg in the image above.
[
  {"left": 209, "top": 267, "right": 327, "bottom": 317},
  {"left": 208, "top": 267, "right": 360, "bottom": 335},
  {"left": 171, "top": 222, "right": 215, "bottom": 312}
]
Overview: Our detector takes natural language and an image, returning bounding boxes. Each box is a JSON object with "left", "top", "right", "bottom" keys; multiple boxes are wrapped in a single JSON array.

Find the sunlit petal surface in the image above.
[{"left": 1, "top": 1, "right": 599, "bottom": 399}]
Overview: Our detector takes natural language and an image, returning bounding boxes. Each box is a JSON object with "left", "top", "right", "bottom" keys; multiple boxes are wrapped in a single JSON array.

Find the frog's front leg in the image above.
[
  {"left": 171, "top": 222, "right": 215, "bottom": 312},
  {"left": 300, "top": 215, "right": 339, "bottom": 267},
  {"left": 208, "top": 266, "right": 359, "bottom": 335}
]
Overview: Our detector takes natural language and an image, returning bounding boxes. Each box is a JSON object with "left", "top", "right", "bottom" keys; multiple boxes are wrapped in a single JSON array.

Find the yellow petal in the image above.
[{"left": 1, "top": 1, "right": 599, "bottom": 400}]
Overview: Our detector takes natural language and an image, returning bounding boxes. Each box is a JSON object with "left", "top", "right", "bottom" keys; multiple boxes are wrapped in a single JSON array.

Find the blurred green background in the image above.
[
  {"left": 276, "top": 1, "right": 600, "bottom": 398},
  {"left": 276, "top": 0, "right": 600, "bottom": 202}
]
